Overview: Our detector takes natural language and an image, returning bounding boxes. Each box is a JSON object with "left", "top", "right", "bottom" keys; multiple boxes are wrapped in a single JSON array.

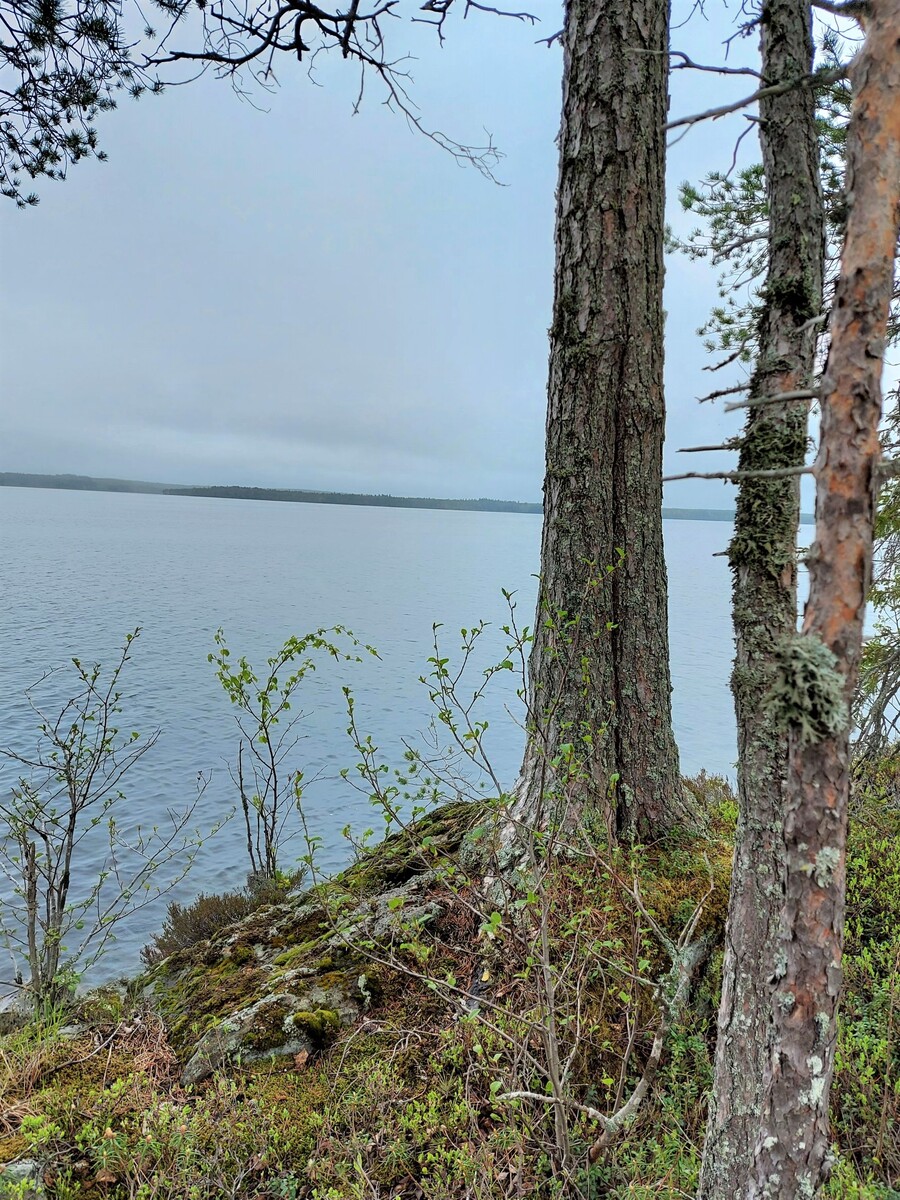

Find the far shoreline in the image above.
[{"left": 0, "top": 471, "right": 813, "bottom": 524}]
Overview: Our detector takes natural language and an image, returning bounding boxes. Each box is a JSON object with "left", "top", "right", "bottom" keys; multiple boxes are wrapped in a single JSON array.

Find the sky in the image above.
[{"left": 0, "top": 1, "right": 768, "bottom": 506}]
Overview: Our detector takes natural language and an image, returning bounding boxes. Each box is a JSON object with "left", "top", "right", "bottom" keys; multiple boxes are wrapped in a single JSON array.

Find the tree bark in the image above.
[
  {"left": 749, "top": 4, "right": 900, "bottom": 1193},
  {"left": 699, "top": 3, "right": 824, "bottom": 1194},
  {"left": 510, "top": 0, "right": 682, "bottom": 845}
]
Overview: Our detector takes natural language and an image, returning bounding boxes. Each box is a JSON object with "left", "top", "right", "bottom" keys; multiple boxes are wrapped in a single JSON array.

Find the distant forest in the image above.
[
  {"left": 163, "top": 484, "right": 543, "bottom": 514},
  {"left": 0, "top": 471, "right": 801, "bottom": 523}
]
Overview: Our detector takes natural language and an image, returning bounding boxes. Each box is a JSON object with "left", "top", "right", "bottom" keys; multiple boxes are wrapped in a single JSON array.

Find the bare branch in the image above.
[
  {"left": 462, "top": 1, "right": 537, "bottom": 21},
  {"left": 667, "top": 64, "right": 849, "bottom": 133},
  {"left": 723, "top": 388, "right": 820, "bottom": 412},
  {"left": 148, "top": 0, "right": 522, "bottom": 177},
  {"left": 669, "top": 51, "right": 761, "bottom": 78},
  {"left": 725, "top": 118, "right": 758, "bottom": 178},
  {"left": 811, "top": 0, "right": 870, "bottom": 21},
  {"left": 699, "top": 382, "right": 751, "bottom": 403},
  {"left": 664, "top": 466, "right": 814, "bottom": 483},
  {"left": 704, "top": 346, "right": 749, "bottom": 373},
  {"left": 796, "top": 312, "right": 828, "bottom": 335}
]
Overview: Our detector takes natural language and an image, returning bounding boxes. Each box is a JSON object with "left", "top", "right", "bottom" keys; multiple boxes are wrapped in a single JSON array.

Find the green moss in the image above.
[
  {"left": 289, "top": 1008, "right": 340, "bottom": 1046},
  {"left": 340, "top": 799, "right": 482, "bottom": 896},
  {"left": 729, "top": 408, "right": 807, "bottom": 578},
  {"left": 72, "top": 985, "right": 127, "bottom": 1024},
  {"left": 760, "top": 272, "right": 817, "bottom": 324},
  {"left": 271, "top": 941, "right": 321, "bottom": 969},
  {"left": 154, "top": 961, "right": 269, "bottom": 1053},
  {"left": 241, "top": 1000, "right": 294, "bottom": 1052},
  {"left": 0, "top": 1133, "right": 27, "bottom": 1163}
]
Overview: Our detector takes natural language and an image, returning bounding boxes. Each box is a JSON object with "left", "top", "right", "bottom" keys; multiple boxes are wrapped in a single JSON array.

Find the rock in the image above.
[
  {"left": 328, "top": 875, "right": 443, "bottom": 947},
  {"left": 57, "top": 1024, "right": 87, "bottom": 1040},
  {"left": 0, "top": 991, "right": 32, "bottom": 1036},
  {"left": 181, "top": 980, "right": 361, "bottom": 1086},
  {"left": 0, "top": 1159, "right": 46, "bottom": 1198},
  {"left": 141, "top": 799, "right": 482, "bottom": 1082}
]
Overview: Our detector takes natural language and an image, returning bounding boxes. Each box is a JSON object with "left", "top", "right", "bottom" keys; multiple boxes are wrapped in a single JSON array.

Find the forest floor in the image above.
[{"left": 1, "top": 769, "right": 897, "bottom": 1199}]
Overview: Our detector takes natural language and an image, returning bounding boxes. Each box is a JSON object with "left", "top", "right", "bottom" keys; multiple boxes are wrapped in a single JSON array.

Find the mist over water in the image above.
[{"left": 0, "top": 487, "right": 736, "bottom": 979}]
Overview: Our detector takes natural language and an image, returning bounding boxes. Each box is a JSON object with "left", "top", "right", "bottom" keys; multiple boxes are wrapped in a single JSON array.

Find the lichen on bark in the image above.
[
  {"left": 699, "top": 2, "right": 825, "bottom": 1195},
  {"left": 765, "top": 634, "right": 848, "bottom": 744}
]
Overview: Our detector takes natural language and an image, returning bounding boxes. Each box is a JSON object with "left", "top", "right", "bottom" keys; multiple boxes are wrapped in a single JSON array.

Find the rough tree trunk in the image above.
[
  {"left": 749, "top": 4, "right": 900, "bottom": 1194},
  {"left": 511, "top": 0, "right": 682, "bottom": 845},
  {"left": 699, "top": 2, "right": 824, "bottom": 1194}
]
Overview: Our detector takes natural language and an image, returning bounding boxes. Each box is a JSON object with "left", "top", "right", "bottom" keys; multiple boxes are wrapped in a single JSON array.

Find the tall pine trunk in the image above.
[
  {"left": 699, "top": 2, "right": 824, "bottom": 1194},
  {"left": 750, "top": 4, "right": 900, "bottom": 1192},
  {"left": 510, "top": 0, "right": 683, "bottom": 845}
]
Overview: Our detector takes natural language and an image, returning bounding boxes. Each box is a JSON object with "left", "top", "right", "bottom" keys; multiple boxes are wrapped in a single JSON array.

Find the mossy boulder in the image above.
[
  {"left": 180, "top": 983, "right": 353, "bottom": 1085},
  {"left": 143, "top": 799, "right": 483, "bottom": 1082}
]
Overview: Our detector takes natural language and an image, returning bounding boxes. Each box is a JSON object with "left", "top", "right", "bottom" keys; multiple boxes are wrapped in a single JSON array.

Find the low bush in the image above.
[{"left": 140, "top": 871, "right": 304, "bottom": 966}]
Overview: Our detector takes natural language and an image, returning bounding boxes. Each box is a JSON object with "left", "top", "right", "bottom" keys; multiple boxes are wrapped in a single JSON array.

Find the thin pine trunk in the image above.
[
  {"left": 699, "top": 2, "right": 824, "bottom": 1193},
  {"left": 750, "top": 4, "right": 900, "bottom": 1192}
]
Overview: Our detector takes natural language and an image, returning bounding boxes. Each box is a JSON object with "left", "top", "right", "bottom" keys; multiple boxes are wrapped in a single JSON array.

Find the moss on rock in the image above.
[{"left": 142, "top": 798, "right": 483, "bottom": 1073}]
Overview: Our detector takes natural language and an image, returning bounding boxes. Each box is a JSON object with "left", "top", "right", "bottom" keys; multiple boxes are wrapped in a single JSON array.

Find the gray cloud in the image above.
[{"left": 1, "top": 2, "right": 766, "bottom": 506}]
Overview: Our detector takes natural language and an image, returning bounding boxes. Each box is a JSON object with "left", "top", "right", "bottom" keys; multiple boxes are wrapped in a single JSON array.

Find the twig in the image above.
[
  {"left": 726, "top": 119, "right": 758, "bottom": 178},
  {"left": 502, "top": 935, "right": 713, "bottom": 1156},
  {"left": 668, "top": 51, "right": 760, "bottom": 77},
  {"left": 704, "top": 347, "right": 747, "bottom": 373},
  {"left": 796, "top": 312, "right": 828, "bottom": 335},
  {"left": 463, "top": 1, "right": 537, "bottom": 20},
  {"left": 677, "top": 443, "right": 741, "bottom": 454},
  {"left": 699, "top": 382, "right": 750, "bottom": 403}
]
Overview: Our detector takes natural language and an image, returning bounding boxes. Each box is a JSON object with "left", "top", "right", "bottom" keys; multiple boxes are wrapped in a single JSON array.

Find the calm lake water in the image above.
[{"left": 0, "top": 487, "right": 736, "bottom": 979}]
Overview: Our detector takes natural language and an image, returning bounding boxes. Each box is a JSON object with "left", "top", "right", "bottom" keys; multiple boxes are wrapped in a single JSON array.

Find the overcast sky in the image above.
[{"left": 0, "top": 1, "right": 767, "bottom": 506}]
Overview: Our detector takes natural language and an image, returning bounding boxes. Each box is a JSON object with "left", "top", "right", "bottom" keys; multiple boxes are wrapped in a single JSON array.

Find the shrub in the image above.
[
  {"left": 0, "top": 630, "right": 209, "bottom": 1009},
  {"left": 140, "top": 871, "right": 304, "bottom": 966},
  {"left": 832, "top": 785, "right": 900, "bottom": 1184}
]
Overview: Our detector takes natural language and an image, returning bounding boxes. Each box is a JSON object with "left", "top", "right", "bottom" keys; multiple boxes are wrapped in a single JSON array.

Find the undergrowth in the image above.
[{"left": 0, "top": 772, "right": 896, "bottom": 1198}]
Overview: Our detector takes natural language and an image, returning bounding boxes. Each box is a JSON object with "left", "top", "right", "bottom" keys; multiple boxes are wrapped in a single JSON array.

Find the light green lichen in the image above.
[
  {"left": 765, "top": 635, "right": 848, "bottom": 745},
  {"left": 814, "top": 846, "right": 841, "bottom": 888},
  {"left": 815, "top": 1010, "right": 830, "bottom": 1042}
]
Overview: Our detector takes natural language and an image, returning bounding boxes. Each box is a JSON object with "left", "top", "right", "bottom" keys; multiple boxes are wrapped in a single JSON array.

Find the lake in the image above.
[{"left": 0, "top": 486, "right": 736, "bottom": 980}]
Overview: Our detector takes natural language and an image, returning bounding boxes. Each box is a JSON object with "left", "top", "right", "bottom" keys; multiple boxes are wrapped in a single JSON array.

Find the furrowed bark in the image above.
[
  {"left": 749, "top": 4, "right": 900, "bottom": 1194},
  {"left": 700, "top": 2, "right": 824, "bottom": 1194},
  {"left": 510, "top": 0, "right": 683, "bottom": 845}
]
